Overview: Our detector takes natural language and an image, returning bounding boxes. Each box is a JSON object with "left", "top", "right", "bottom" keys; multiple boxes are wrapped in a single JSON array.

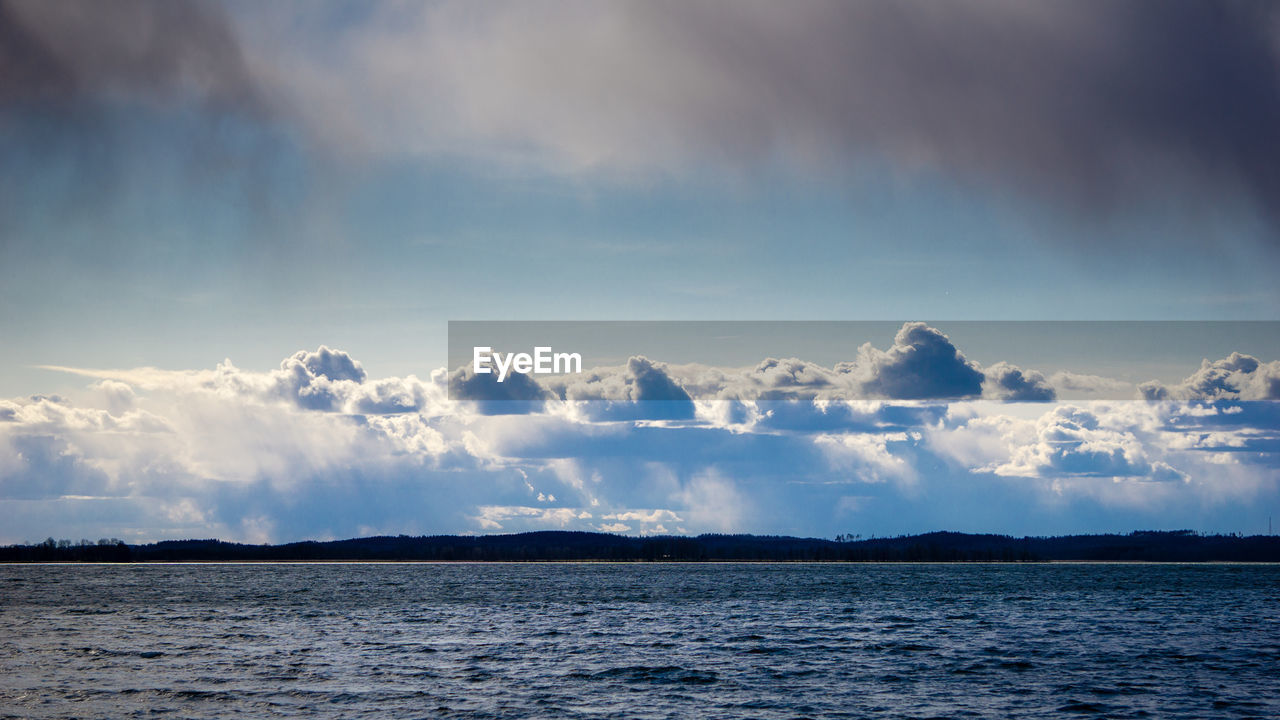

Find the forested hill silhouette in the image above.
[{"left": 3, "top": 530, "right": 1279, "bottom": 563}]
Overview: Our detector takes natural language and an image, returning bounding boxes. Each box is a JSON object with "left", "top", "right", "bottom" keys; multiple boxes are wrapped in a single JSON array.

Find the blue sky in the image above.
[{"left": 1, "top": 0, "right": 1279, "bottom": 542}]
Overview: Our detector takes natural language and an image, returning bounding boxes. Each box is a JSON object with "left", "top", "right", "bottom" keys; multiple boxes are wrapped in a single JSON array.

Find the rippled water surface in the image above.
[{"left": 2, "top": 563, "right": 1279, "bottom": 719}]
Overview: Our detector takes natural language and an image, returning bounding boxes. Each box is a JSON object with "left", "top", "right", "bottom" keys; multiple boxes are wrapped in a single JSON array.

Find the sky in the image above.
[{"left": 1, "top": 0, "right": 1278, "bottom": 543}]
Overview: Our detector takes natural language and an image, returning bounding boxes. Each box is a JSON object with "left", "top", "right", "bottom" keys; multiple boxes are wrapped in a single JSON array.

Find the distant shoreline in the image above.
[
  {"left": 6, "top": 559, "right": 1280, "bottom": 565},
  {"left": 4, "top": 530, "right": 1278, "bottom": 564}
]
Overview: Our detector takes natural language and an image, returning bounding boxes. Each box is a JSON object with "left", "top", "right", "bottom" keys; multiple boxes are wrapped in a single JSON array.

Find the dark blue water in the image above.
[{"left": 2, "top": 563, "right": 1278, "bottom": 719}]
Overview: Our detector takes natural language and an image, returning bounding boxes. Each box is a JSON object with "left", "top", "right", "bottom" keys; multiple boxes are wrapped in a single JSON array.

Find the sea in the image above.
[{"left": 2, "top": 563, "right": 1278, "bottom": 719}]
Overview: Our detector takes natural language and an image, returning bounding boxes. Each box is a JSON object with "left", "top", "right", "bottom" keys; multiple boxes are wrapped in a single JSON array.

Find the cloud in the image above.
[
  {"left": 277, "top": 346, "right": 368, "bottom": 411},
  {"left": 673, "top": 470, "right": 746, "bottom": 533},
  {"left": 582, "top": 323, "right": 989, "bottom": 406},
  {"left": 928, "top": 398, "right": 1275, "bottom": 511},
  {"left": 473, "top": 505, "right": 592, "bottom": 531},
  {"left": 623, "top": 357, "right": 694, "bottom": 403},
  {"left": 12, "top": 2, "right": 1279, "bottom": 232},
  {"left": 1018, "top": 407, "right": 1151, "bottom": 477},
  {"left": 601, "top": 508, "right": 683, "bottom": 524},
  {"left": 746, "top": 400, "right": 947, "bottom": 435},
  {"left": 1048, "top": 371, "right": 1133, "bottom": 399},
  {"left": 841, "top": 322, "right": 984, "bottom": 400},
  {"left": 1139, "top": 352, "right": 1280, "bottom": 401},
  {"left": 984, "top": 362, "right": 1056, "bottom": 402},
  {"left": 93, "top": 380, "right": 136, "bottom": 416},
  {"left": 0, "top": 0, "right": 263, "bottom": 112},
  {"left": 549, "top": 356, "right": 695, "bottom": 421},
  {"left": 970, "top": 404, "right": 1186, "bottom": 481},
  {"left": 248, "top": 0, "right": 1280, "bottom": 231},
  {"left": 735, "top": 358, "right": 836, "bottom": 399},
  {"left": 816, "top": 431, "right": 916, "bottom": 483},
  {"left": 6, "top": 344, "right": 1279, "bottom": 543},
  {"left": 0, "top": 361, "right": 480, "bottom": 543},
  {"left": 447, "top": 364, "right": 551, "bottom": 414},
  {"left": 527, "top": 323, "right": 997, "bottom": 414},
  {"left": 637, "top": 360, "right": 831, "bottom": 408},
  {"left": 448, "top": 322, "right": 1132, "bottom": 414},
  {"left": 283, "top": 346, "right": 366, "bottom": 383},
  {"left": 44, "top": 347, "right": 448, "bottom": 417},
  {"left": 0, "top": 0, "right": 300, "bottom": 252},
  {"left": 8, "top": 0, "right": 1279, "bottom": 268}
]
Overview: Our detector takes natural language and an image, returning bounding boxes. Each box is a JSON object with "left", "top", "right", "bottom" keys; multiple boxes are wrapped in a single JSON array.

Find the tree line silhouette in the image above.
[{"left": 2, "top": 530, "right": 1278, "bottom": 563}]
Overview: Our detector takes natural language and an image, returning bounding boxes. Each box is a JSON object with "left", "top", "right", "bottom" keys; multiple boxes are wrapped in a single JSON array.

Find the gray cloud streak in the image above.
[
  {"left": 0, "top": 0, "right": 295, "bottom": 250},
  {"left": 280, "top": 0, "right": 1280, "bottom": 231},
  {"left": 6, "top": 0, "right": 1280, "bottom": 239}
]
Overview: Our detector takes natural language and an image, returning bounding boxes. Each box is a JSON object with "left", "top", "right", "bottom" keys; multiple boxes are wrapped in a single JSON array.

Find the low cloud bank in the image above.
[
  {"left": 1140, "top": 353, "right": 1280, "bottom": 402},
  {"left": 3, "top": 325, "right": 1277, "bottom": 543}
]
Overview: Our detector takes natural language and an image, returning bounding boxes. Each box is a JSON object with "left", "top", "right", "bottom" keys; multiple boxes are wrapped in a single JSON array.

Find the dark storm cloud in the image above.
[
  {"left": 0, "top": 0, "right": 262, "bottom": 111},
  {"left": 0, "top": 0, "right": 296, "bottom": 250},
  {"left": 7, "top": 0, "right": 1280, "bottom": 234},
  {"left": 622, "top": 0, "right": 1280, "bottom": 219},
  {"left": 303, "top": 0, "right": 1280, "bottom": 235}
]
